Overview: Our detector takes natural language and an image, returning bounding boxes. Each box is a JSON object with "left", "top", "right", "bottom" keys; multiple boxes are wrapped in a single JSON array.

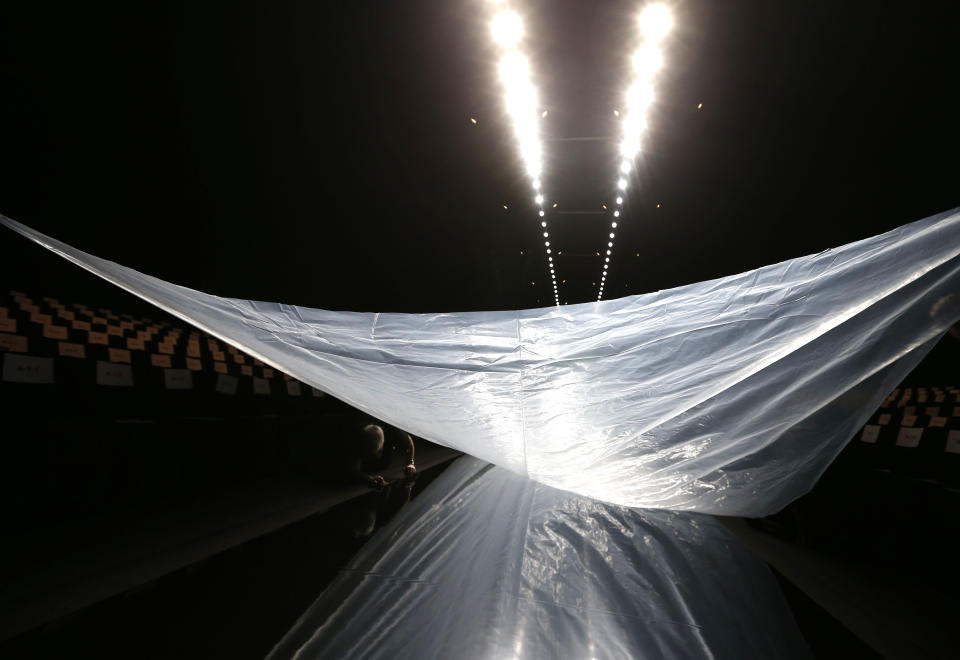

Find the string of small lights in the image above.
[
  {"left": 598, "top": 3, "right": 672, "bottom": 302},
  {"left": 489, "top": 3, "right": 560, "bottom": 306}
]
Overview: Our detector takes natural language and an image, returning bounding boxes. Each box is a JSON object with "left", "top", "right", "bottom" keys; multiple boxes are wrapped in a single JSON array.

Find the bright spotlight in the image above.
[
  {"left": 617, "top": 178, "right": 627, "bottom": 190},
  {"left": 538, "top": 210, "right": 545, "bottom": 217},
  {"left": 620, "top": 161, "right": 630, "bottom": 174},
  {"left": 626, "top": 82, "right": 654, "bottom": 114},
  {"left": 535, "top": 194, "right": 544, "bottom": 204},
  {"left": 541, "top": 221, "right": 547, "bottom": 227},
  {"left": 620, "top": 139, "right": 640, "bottom": 159},
  {"left": 632, "top": 44, "right": 663, "bottom": 77},
  {"left": 612, "top": 221, "right": 618, "bottom": 228},
  {"left": 639, "top": 4, "right": 673, "bottom": 42},
  {"left": 616, "top": 196, "right": 623, "bottom": 204},
  {"left": 492, "top": 11, "right": 523, "bottom": 48},
  {"left": 499, "top": 52, "right": 529, "bottom": 85},
  {"left": 532, "top": 179, "right": 541, "bottom": 189},
  {"left": 609, "top": 233, "right": 615, "bottom": 238},
  {"left": 613, "top": 211, "right": 620, "bottom": 217}
]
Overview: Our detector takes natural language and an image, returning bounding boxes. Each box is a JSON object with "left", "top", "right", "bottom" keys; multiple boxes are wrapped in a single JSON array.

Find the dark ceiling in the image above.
[{"left": 1, "top": 1, "right": 958, "bottom": 313}]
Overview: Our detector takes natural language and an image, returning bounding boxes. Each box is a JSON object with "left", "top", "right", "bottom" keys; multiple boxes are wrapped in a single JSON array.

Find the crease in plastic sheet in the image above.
[
  {"left": 3, "top": 210, "right": 960, "bottom": 515},
  {"left": 268, "top": 457, "right": 811, "bottom": 660}
]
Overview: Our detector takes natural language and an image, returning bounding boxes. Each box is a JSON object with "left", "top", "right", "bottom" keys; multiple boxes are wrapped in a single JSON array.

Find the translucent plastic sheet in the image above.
[
  {"left": 268, "top": 457, "right": 811, "bottom": 660},
  {"left": 3, "top": 210, "right": 960, "bottom": 515}
]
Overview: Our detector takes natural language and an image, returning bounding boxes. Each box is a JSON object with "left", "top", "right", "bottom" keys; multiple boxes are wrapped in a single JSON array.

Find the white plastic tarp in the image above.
[
  {"left": 3, "top": 209, "right": 959, "bottom": 516},
  {"left": 268, "top": 457, "right": 811, "bottom": 659}
]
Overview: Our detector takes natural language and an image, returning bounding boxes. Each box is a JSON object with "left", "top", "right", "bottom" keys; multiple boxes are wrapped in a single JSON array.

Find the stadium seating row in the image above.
[{"left": 1, "top": 289, "right": 319, "bottom": 396}]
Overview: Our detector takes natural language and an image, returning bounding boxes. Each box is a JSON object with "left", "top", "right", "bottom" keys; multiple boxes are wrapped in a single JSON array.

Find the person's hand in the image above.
[
  {"left": 369, "top": 475, "right": 388, "bottom": 488},
  {"left": 404, "top": 463, "right": 417, "bottom": 477}
]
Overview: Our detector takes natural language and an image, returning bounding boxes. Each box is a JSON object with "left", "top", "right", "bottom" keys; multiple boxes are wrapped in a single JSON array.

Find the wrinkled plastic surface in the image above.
[
  {"left": 3, "top": 210, "right": 960, "bottom": 515},
  {"left": 268, "top": 457, "right": 810, "bottom": 660}
]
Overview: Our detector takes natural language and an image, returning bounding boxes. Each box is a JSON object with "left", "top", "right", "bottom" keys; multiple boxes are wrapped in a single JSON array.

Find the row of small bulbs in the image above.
[
  {"left": 599, "top": 4, "right": 673, "bottom": 302},
  {"left": 491, "top": 4, "right": 559, "bottom": 306}
]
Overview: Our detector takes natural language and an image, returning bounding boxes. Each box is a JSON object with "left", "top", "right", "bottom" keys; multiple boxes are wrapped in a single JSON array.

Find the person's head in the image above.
[{"left": 361, "top": 424, "right": 385, "bottom": 459}]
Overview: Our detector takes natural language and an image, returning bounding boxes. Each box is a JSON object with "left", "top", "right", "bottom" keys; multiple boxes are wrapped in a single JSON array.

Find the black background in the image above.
[{"left": 2, "top": 0, "right": 958, "bottom": 311}]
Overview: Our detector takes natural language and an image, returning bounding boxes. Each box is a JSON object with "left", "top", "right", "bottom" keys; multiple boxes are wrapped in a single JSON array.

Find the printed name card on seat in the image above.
[
  {"left": 108, "top": 348, "right": 132, "bottom": 364},
  {"left": 215, "top": 373, "right": 238, "bottom": 395},
  {"left": 896, "top": 427, "right": 923, "bottom": 448},
  {"left": 58, "top": 342, "right": 86, "bottom": 359},
  {"left": 88, "top": 331, "right": 109, "bottom": 345},
  {"left": 42, "top": 324, "right": 69, "bottom": 340},
  {"left": 946, "top": 430, "right": 960, "bottom": 454},
  {"left": 30, "top": 311, "right": 52, "bottom": 325},
  {"left": 2, "top": 354, "right": 54, "bottom": 384},
  {"left": 164, "top": 368, "right": 193, "bottom": 390},
  {"left": 0, "top": 333, "right": 28, "bottom": 353},
  {"left": 860, "top": 425, "right": 880, "bottom": 443},
  {"left": 96, "top": 360, "right": 133, "bottom": 387}
]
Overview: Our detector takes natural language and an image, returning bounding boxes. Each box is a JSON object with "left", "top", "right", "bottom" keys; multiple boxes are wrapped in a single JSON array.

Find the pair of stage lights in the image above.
[{"left": 490, "top": 2, "right": 673, "bottom": 306}]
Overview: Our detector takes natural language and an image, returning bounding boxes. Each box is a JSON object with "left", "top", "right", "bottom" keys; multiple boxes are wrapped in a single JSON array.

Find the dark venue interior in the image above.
[{"left": 1, "top": 1, "right": 958, "bottom": 658}]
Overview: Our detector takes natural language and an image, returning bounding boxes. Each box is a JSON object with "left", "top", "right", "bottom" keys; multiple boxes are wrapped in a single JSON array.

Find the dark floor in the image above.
[{"left": 0, "top": 462, "right": 452, "bottom": 660}]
